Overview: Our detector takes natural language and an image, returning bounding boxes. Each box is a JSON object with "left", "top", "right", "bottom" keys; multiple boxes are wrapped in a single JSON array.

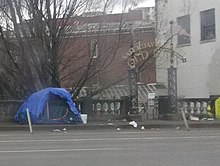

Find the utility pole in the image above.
[{"left": 168, "top": 20, "right": 177, "bottom": 113}]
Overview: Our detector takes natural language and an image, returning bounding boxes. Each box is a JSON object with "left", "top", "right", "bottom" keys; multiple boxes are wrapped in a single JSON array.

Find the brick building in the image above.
[{"left": 60, "top": 7, "right": 156, "bottom": 91}]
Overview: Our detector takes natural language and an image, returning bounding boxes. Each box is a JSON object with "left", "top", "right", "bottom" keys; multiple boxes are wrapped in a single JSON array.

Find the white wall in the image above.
[{"left": 156, "top": 0, "right": 220, "bottom": 98}]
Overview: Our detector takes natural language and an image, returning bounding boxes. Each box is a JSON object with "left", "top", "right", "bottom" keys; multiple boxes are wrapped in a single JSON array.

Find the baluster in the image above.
[
  {"left": 110, "top": 102, "right": 114, "bottom": 114},
  {"left": 196, "top": 102, "right": 201, "bottom": 115},
  {"left": 202, "top": 101, "right": 207, "bottom": 114},
  {"left": 96, "top": 102, "right": 101, "bottom": 115},
  {"left": 103, "top": 102, "right": 108, "bottom": 114},
  {"left": 183, "top": 102, "right": 189, "bottom": 113},
  {"left": 190, "top": 102, "right": 195, "bottom": 114}
]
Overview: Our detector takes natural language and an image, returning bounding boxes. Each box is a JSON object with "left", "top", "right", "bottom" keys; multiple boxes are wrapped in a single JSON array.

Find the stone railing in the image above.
[
  {"left": 177, "top": 98, "right": 214, "bottom": 116},
  {"left": 0, "top": 97, "right": 156, "bottom": 122},
  {"left": 76, "top": 98, "right": 127, "bottom": 116},
  {"left": 0, "top": 98, "right": 128, "bottom": 122},
  {"left": 93, "top": 99, "right": 122, "bottom": 115},
  {"left": 0, "top": 100, "right": 23, "bottom": 121},
  {"left": 76, "top": 97, "right": 159, "bottom": 121}
]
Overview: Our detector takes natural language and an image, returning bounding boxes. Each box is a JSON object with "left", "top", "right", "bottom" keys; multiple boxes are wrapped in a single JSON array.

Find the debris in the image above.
[
  {"left": 81, "top": 114, "right": 88, "bottom": 124},
  {"left": 189, "top": 115, "right": 199, "bottom": 121},
  {"left": 63, "top": 127, "right": 66, "bottom": 131},
  {"left": 129, "top": 121, "right": 138, "bottom": 128},
  {"left": 207, "top": 118, "right": 214, "bottom": 121},
  {"left": 122, "top": 119, "right": 127, "bottom": 122},
  {"left": 108, "top": 119, "right": 111, "bottom": 122},
  {"left": 108, "top": 123, "right": 114, "bottom": 126},
  {"left": 141, "top": 126, "right": 145, "bottom": 130},
  {"left": 117, "top": 128, "right": 121, "bottom": 131},
  {"left": 176, "top": 127, "right": 180, "bottom": 130},
  {"left": 201, "top": 118, "right": 207, "bottom": 121},
  {"left": 53, "top": 129, "right": 60, "bottom": 132}
]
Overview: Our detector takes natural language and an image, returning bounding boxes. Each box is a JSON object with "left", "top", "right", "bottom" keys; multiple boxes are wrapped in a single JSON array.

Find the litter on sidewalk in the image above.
[
  {"left": 189, "top": 115, "right": 199, "bottom": 121},
  {"left": 53, "top": 129, "right": 61, "bottom": 132},
  {"left": 129, "top": 121, "right": 138, "bottom": 128}
]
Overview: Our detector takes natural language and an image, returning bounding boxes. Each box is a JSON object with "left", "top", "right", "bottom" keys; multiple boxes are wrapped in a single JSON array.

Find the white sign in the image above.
[{"left": 148, "top": 93, "right": 155, "bottom": 99}]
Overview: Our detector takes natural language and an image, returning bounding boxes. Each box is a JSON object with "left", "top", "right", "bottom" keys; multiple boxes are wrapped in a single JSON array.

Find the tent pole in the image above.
[{"left": 26, "top": 108, "right": 33, "bottom": 134}]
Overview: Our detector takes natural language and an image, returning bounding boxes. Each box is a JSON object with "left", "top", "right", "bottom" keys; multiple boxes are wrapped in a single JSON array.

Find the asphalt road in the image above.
[{"left": 1, "top": 128, "right": 220, "bottom": 166}]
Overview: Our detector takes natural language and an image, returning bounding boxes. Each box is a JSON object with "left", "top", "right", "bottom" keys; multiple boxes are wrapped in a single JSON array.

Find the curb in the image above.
[{"left": 1, "top": 120, "right": 220, "bottom": 131}]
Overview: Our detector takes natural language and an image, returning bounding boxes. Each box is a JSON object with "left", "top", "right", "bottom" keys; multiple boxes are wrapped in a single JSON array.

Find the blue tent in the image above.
[{"left": 15, "top": 88, "right": 82, "bottom": 124}]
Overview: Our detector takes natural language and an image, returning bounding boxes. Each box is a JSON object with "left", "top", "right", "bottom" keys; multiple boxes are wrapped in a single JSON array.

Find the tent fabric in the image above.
[{"left": 15, "top": 88, "right": 82, "bottom": 124}]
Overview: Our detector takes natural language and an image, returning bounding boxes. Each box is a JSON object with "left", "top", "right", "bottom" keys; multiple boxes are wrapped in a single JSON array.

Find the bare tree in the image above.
[
  {"left": 60, "top": 0, "right": 139, "bottom": 98},
  {"left": 0, "top": 0, "right": 139, "bottom": 99},
  {"left": 0, "top": 0, "right": 91, "bottom": 98}
]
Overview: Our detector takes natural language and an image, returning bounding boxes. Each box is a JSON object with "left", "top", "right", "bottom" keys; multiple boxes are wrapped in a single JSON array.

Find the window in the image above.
[
  {"left": 90, "top": 39, "right": 98, "bottom": 58},
  {"left": 200, "top": 9, "right": 215, "bottom": 41},
  {"left": 177, "top": 15, "right": 191, "bottom": 45}
]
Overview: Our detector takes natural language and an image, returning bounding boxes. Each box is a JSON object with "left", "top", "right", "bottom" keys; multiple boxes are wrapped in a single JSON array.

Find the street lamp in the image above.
[{"left": 128, "top": 23, "right": 138, "bottom": 114}]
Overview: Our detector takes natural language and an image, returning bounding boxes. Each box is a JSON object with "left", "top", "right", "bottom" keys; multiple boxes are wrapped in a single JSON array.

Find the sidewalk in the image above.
[{"left": 1, "top": 119, "right": 220, "bottom": 131}]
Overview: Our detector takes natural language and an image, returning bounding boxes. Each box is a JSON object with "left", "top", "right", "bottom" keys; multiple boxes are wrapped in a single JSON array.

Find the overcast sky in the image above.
[
  {"left": 138, "top": 0, "right": 155, "bottom": 7},
  {"left": 112, "top": 0, "right": 155, "bottom": 13}
]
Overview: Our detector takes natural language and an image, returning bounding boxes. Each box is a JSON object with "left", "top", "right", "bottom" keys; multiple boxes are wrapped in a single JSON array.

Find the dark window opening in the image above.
[
  {"left": 200, "top": 8, "right": 215, "bottom": 41},
  {"left": 177, "top": 15, "right": 191, "bottom": 45}
]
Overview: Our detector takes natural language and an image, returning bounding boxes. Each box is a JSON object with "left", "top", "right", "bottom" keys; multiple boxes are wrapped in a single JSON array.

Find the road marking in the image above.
[
  {"left": 0, "top": 147, "right": 135, "bottom": 154},
  {"left": 1, "top": 135, "right": 220, "bottom": 143}
]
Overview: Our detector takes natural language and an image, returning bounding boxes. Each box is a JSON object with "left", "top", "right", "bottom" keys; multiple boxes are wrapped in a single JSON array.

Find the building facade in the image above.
[
  {"left": 60, "top": 7, "right": 156, "bottom": 90},
  {"left": 156, "top": 0, "right": 220, "bottom": 98}
]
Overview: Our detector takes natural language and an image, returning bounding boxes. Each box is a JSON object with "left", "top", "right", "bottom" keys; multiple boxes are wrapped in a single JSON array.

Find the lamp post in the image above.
[
  {"left": 128, "top": 23, "right": 138, "bottom": 114},
  {"left": 168, "top": 20, "right": 177, "bottom": 113},
  {"left": 128, "top": 63, "right": 138, "bottom": 114}
]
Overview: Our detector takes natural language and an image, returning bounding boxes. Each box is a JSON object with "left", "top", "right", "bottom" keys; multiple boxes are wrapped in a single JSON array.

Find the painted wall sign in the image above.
[{"left": 126, "top": 41, "right": 155, "bottom": 68}]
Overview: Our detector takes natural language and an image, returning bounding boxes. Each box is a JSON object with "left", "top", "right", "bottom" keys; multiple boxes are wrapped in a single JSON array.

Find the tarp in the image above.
[
  {"left": 15, "top": 88, "right": 82, "bottom": 124},
  {"left": 215, "top": 97, "right": 220, "bottom": 119}
]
